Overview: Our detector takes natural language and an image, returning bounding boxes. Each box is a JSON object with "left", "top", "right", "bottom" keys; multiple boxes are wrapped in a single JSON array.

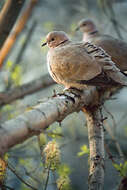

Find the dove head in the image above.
[
  {"left": 76, "top": 19, "right": 97, "bottom": 33},
  {"left": 42, "top": 31, "right": 69, "bottom": 48}
]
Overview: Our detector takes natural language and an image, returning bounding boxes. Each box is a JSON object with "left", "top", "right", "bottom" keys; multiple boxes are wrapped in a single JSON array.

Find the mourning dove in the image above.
[
  {"left": 42, "top": 31, "right": 127, "bottom": 89},
  {"left": 75, "top": 18, "right": 127, "bottom": 72}
]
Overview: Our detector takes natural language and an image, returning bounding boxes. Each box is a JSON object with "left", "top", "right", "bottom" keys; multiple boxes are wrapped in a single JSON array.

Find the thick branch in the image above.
[
  {"left": 0, "top": 0, "right": 25, "bottom": 48},
  {"left": 0, "top": 87, "right": 98, "bottom": 156},
  {"left": 0, "top": 74, "right": 55, "bottom": 106},
  {"left": 0, "top": 0, "right": 37, "bottom": 67},
  {"left": 83, "top": 107, "right": 105, "bottom": 190}
]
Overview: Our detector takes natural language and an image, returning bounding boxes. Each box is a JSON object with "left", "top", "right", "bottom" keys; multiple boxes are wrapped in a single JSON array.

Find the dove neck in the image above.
[
  {"left": 57, "top": 39, "right": 69, "bottom": 47},
  {"left": 89, "top": 30, "right": 98, "bottom": 36},
  {"left": 83, "top": 30, "right": 99, "bottom": 42}
]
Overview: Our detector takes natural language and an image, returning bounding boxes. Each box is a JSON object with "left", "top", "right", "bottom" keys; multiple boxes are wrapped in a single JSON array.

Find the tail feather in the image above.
[
  {"left": 77, "top": 72, "right": 125, "bottom": 87},
  {"left": 107, "top": 71, "right": 127, "bottom": 86}
]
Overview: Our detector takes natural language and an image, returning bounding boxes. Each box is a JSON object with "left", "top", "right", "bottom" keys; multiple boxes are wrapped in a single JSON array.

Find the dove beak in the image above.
[
  {"left": 41, "top": 42, "right": 47, "bottom": 47},
  {"left": 75, "top": 26, "right": 79, "bottom": 31}
]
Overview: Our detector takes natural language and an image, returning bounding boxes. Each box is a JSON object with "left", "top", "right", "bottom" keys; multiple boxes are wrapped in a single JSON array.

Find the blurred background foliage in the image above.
[{"left": 0, "top": 0, "right": 127, "bottom": 189}]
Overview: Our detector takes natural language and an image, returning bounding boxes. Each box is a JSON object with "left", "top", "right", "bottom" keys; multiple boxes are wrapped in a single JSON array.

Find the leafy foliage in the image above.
[
  {"left": 113, "top": 161, "right": 127, "bottom": 177},
  {"left": 57, "top": 164, "right": 72, "bottom": 190},
  {"left": 11, "top": 65, "right": 22, "bottom": 86},
  {"left": 57, "top": 164, "right": 71, "bottom": 177},
  {"left": 47, "top": 127, "right": 63, "bottom": 139},
  {"left": 5, "top": 60, "right": 22, "bottom": 86}
]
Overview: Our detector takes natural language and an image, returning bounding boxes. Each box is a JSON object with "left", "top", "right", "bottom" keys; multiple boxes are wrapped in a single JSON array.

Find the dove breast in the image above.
[{"left": 47, "top": 42, "right": 102, "bottom": 88}]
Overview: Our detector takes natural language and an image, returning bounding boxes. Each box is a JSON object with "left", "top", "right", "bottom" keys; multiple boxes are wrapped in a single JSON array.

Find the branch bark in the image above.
[
  {"left": 0, "top": 0, "right": 26, "bottom": 48},
  {"left": 0, "top": 74, "right": 55, "bottom": 106},
  {"left": 0, "top": 87, "right": 98, "bottom": 156},
  {"left": 83, "top": 107, "right": 105, "bottom": 190},
  {"left": 0, "top": 85, "right": 123, "bottom": 189},
  {"left": 0, "top": 0, "right": 38, "bottom": 68}
]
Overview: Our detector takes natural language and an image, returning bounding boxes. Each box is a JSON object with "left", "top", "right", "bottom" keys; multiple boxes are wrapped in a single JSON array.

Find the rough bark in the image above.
[
  {"left": 0, "top": 74, "right": 55, "bottom": 106},
  {"left": 83, "top": 107, "right": 105, "bottom": 190},
  {"left": 0, "top": 0, "right": 26, "bottom": 48},
  {"left": 0, "top": 85, "right": 123, "bottom": 189},
  {"left": 0, "top": 87, "right": 98, "bottom": 156},
  {"left": 0, "top": 0, "right": 38, "bottom": 67}
]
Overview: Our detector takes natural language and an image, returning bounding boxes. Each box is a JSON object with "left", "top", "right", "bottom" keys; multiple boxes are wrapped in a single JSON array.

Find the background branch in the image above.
[
  {"left": 7, "top": 162, "right": 37, "bottom": 190},
  {"left": 0, "top": 0, "right": 26, "bottom": 48},
  {"left": 6, "top": 20, "right": 37, "bottom": 90},
  {"left": 0, "top": 0, "right": 38, "bottom": 68},
  {"left": 0, "top": 74, "right": 55, "bottom": 106}
]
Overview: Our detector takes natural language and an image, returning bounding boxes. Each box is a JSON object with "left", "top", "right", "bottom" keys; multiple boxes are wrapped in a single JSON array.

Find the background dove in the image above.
[
  {"left": 42, "top": 31, "right": 127, "bottom": 89},
  {"left": 75, "top": 18, "right": 127, "bottom": 72}
]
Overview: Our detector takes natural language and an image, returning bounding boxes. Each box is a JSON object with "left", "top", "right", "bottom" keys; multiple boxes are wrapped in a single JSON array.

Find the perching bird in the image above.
[
  {"left": 42, "top": 31, "right": 127, "bottom": 89},
  {"left": 75, "top": 18, "right": 127, "bottom": 72}
]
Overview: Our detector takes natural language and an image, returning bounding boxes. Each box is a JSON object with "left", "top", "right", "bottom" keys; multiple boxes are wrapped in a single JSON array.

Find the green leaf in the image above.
[
  {"left": 113, "top": 161, "right": 127, "bottom": 177},
  {"left": 47, "top": 127, "right": 63, "bottom": 139},
  {"left": 122, "top": 161, "right": 127, "bottom": 177},
  {"left": 5, "top": 60, "right": 13, "bottom": 70},
  {"left": 113, "top": 163, "right": 121, "bottom": 171},
  {"left": 4, "top": 153, "right": 9, "bottom": 161},
  {"left": 57, "top": 164, "right": 71, "bottom": 177},
  {"left": 39, "top": 133, "right": 47, "bottom": 146},
  {"left": 11, "top": 65, "right": 22, "bottom": 86},
  {"left": 77, "top": 145, "right": 89, "bottom": 157}
]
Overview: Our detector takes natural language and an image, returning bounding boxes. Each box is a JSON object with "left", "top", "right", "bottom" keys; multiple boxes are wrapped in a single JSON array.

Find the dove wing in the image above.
[
  {"left": 93, "top": 35, "right": 127, "bottom": 71},
  {"left": 48, "top": 42, "right": 102, "bottom": 83}
]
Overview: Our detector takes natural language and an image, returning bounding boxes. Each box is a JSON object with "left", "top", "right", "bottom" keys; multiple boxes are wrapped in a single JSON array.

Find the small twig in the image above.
[
  {"left": 44, "top": 165, "right": 51, "bottom": 190},
  {"left": 104, "top": 143, "right": 115, "bottom": 163},
  {"left": 103, "top": 105, "right": 125, "bottom": 161},
  {"left": 23, "top": 167, "right": 41, "bottom": 184},
  {"left": 103, "top": 105, "right": 117, "bottom": 134},
  {"left": 100, "top": 0, "right": 124, "bottom": 39},
  {"left": 7, "top": 162, "right": 37, "bottom": 190},
  {"left": 104, "top": 122, "right": 125, "bottom": 162},
  {"left": 0, "top": 184, "right": 14, "bottom": 190},
  {"left": 58, "top": 183, "right": 63, "bottom": 190}
]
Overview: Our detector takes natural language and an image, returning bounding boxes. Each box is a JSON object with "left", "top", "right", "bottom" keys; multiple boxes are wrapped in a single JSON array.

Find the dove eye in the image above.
[{"left": 51, "top": 38, "right": 55, "bottom": 41}]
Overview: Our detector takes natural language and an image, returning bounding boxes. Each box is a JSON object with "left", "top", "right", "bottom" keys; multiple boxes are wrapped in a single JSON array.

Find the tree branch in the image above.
[
  {"left": 0, "top": 0, "right": 38, "bottom": 67},
  {"left": 83, "top": 107, "right": 105, "bottom": 190},
  {"left": 0, "top": 86, "right": 123, "bottom": 189},
  {"left": 0, "top": 87, "right": 98, "bottom": 156},
  {"left": 6, "top": 20, "right": 37, "bottom": 90},
  {"left": 7, "top": 162, "right": 38, "bottom": 190},
  {"left": 0, "top": 74, "right": 55, "bottom": 106},
  {"left": 0, "top": 0, "right": 26, "bottom": 48}
]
